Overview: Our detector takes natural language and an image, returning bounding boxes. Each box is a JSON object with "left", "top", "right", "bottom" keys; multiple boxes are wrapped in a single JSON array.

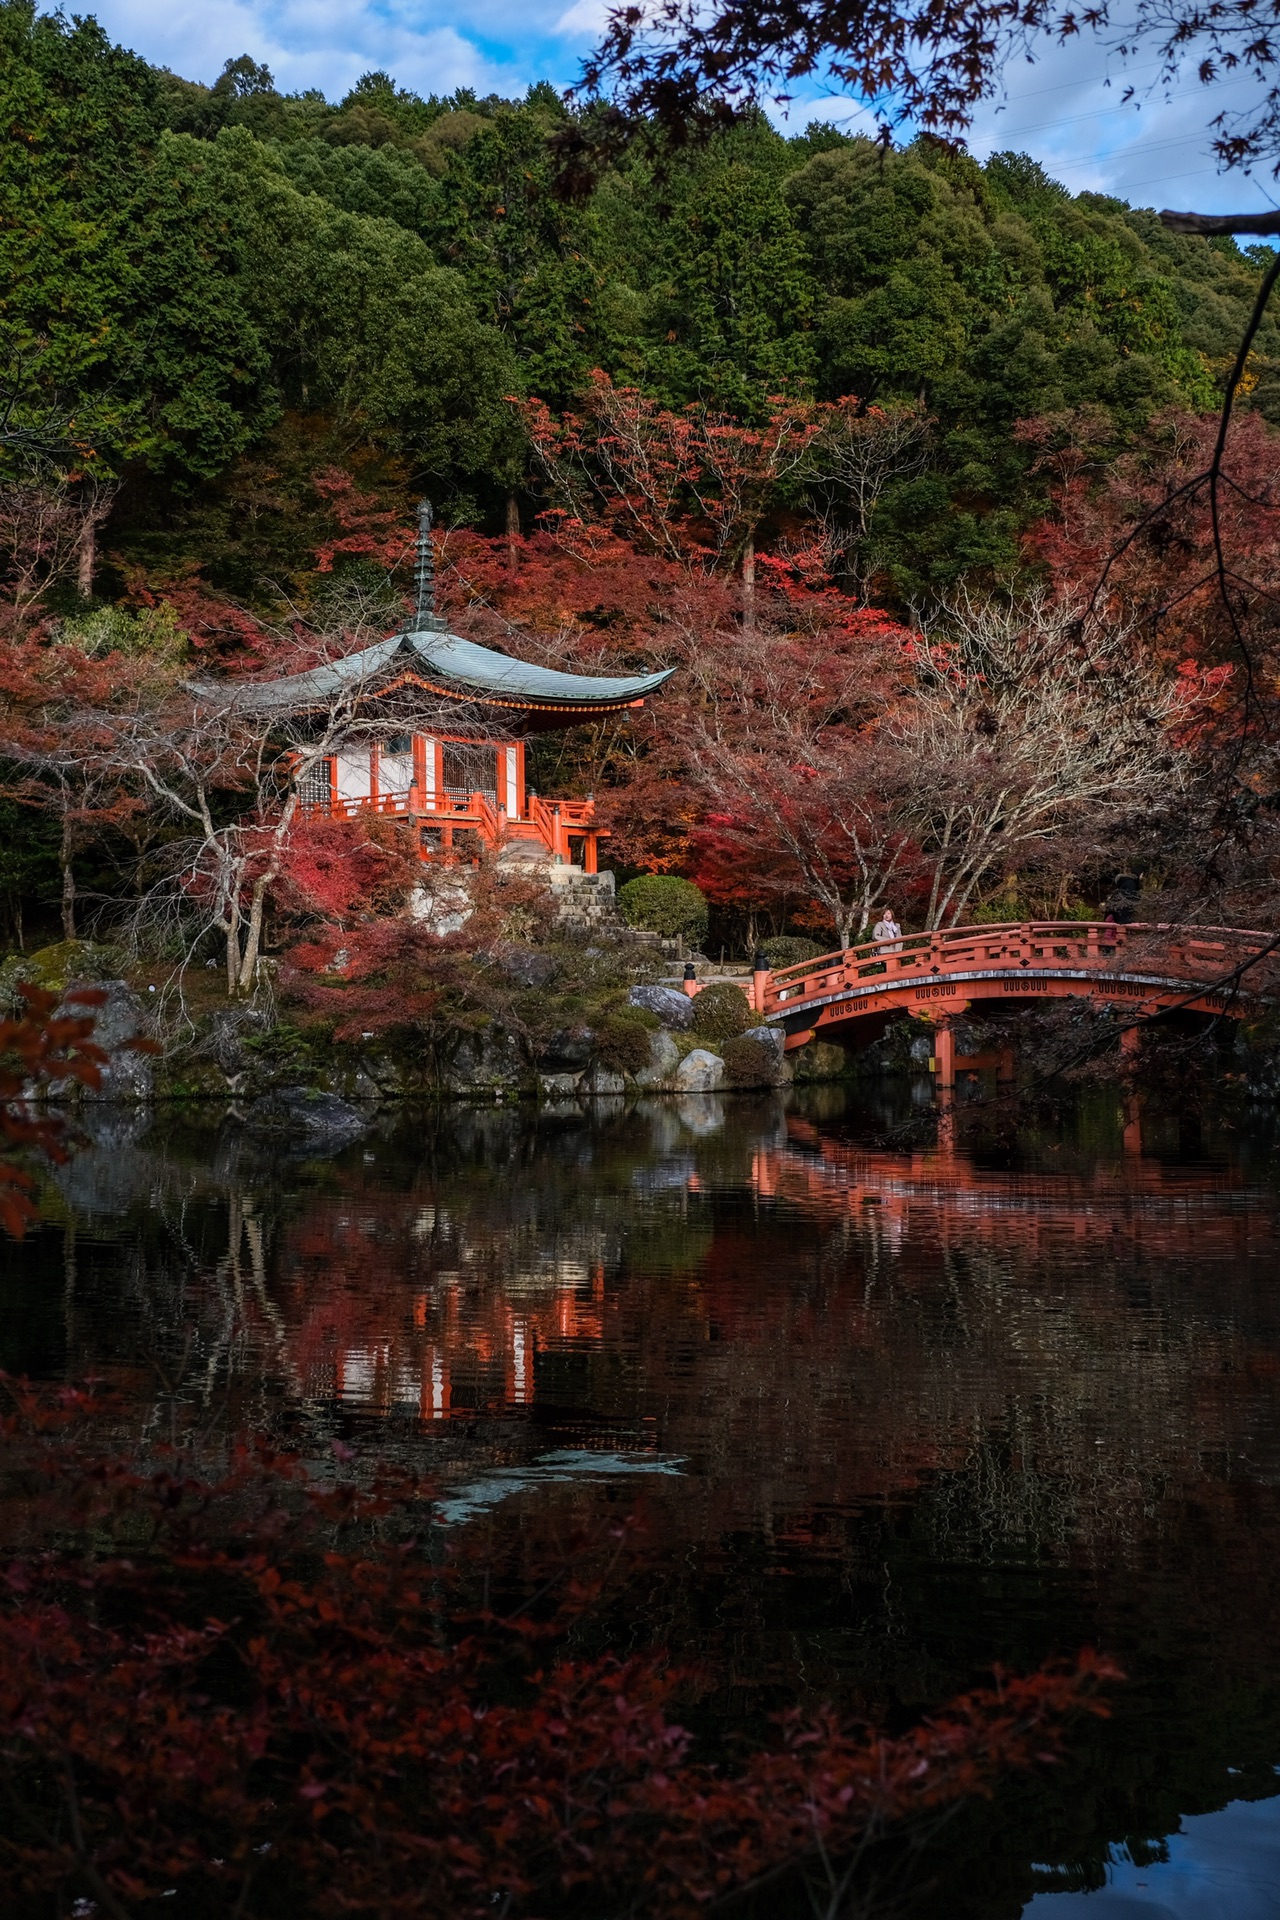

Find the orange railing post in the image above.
[{"left": 751, "top": 951, "right": 769, "bottom": 1014}]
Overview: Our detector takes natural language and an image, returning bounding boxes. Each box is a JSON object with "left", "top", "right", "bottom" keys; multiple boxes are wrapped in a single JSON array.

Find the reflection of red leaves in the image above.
[
  {"left": 0, "top": 986, "right": 106, "bottom": 1238},
  {"left": 0, "top": 1409, "right": 1121, "bottom": 1917}
]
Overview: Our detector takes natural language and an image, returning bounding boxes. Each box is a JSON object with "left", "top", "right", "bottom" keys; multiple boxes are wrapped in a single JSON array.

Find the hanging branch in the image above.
[{"left": 1075, "top": 212, "right": 1280, "bottom": 777}]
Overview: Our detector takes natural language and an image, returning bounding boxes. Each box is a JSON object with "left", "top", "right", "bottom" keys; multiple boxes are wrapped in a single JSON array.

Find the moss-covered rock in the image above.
[
  {"left": 0, "top": 939, "right": 119, "bottom": 1004},
  {"left": 789, "top": 1039, "right": 855, "bottom": 1082},
  {"left": 594, "top": 1005, "right": 658, "bottom": 1075}
]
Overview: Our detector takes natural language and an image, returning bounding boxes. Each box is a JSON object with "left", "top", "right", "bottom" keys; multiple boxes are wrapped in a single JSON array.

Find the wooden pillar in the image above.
[
  {"left": 584, "top": 833, "right": 598, "bottom": 876},
  {"left": 997, "top": 1045, "right": 1015, "bottom": 1085},
  {"left": 933, "top": 1018, "right": 955, "bottom": 1093},
  {"left": 933, "top": 1015, "right": 957, "bottom": 1152}
]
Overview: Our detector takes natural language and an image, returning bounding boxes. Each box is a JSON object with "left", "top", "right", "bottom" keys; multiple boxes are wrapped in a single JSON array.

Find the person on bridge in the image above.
[{"left": 872, "top": 908, "right": 903, "bottom": 952}]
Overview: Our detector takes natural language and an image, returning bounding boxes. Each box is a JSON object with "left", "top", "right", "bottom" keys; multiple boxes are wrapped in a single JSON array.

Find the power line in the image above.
[{"left": 989, "top": 69, "right": 1257, "bottom": 142}]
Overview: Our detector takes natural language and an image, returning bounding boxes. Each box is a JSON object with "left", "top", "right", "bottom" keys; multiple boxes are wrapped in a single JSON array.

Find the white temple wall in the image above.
[
  {"left": 378, "top": 748, "right": 414, "bottom": 799},
  {"left": 335, "top": 750, "right": 371, "bottom": 803}
]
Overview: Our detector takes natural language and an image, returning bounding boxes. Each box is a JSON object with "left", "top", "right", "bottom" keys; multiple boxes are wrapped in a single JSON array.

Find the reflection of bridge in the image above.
[
  {"left": 761, "top": 1118, "right": 1273, "bottom": 1264},
  {"left": 760, "top": 920, "right": 1274, "bottom": 1089}
]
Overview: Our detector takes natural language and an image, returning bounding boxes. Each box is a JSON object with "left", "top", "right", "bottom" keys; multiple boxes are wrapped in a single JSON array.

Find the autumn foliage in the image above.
[
  {"left": 0, "top": 1380, "right": 1120, "bottom": 1920},
  {"left": 0, "top": 985, "right": 107, "bottom": 1236}
]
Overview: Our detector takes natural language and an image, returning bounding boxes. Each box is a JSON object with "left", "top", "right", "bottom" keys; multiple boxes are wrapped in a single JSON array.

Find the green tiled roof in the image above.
[{"left": 191, "top": 629, "right": 674, "bottom": 715}]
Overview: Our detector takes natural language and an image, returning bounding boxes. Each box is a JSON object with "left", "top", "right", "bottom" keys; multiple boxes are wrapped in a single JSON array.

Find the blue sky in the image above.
[{"left": 86, "top": 0, "right": 1280, "bottom": 218}]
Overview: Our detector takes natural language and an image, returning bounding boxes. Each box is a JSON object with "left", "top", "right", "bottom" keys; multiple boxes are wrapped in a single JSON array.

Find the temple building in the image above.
[{"left": 201, "top": 502, "right": 673, "bottom": 875}]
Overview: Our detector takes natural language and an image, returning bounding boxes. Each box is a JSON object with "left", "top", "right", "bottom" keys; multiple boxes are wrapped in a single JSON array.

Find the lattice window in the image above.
[
  {"left": 442, "top": 742, "right": 497, "bottom": 803},
  {"left": 297, "top": 758, "right": 332, "bottom": 806}
]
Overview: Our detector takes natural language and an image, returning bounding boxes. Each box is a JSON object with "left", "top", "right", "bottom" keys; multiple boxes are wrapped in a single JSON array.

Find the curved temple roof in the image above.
[{"left": 192, "top": 629, "right": 674, "bottom": 718}]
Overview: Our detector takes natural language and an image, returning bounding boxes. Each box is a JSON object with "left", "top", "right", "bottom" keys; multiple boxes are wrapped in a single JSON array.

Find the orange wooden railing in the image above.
[
  {"left": 297, "top": 786, "right": 603, "bottom": 867},
  {"left": 760, "top": 921, "right": 1277, "bottom": 1020}
]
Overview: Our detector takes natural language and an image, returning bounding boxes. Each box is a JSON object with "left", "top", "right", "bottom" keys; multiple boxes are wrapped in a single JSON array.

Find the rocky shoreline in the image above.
[
  {"left": 10, "top": 940, "right": 1280, "bottom": 1130},
  {"left": 2, "top": 943, "right": 859, "bottom": 1124}
]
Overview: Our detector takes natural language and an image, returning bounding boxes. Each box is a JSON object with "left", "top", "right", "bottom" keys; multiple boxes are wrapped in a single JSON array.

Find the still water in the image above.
[{"left": 5, "top": 1081, "right": 1280, "bottom": 1917}]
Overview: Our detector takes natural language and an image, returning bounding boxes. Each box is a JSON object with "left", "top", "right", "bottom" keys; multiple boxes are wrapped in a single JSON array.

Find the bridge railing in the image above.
[{"left": 762, "top": 921, "right": 1276, "bottom": 1017}]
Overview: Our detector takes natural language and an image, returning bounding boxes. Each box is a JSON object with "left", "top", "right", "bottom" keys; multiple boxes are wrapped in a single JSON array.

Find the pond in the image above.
[{"left": 5, "top": 1080, "right": 1280, "bottom": 1918}]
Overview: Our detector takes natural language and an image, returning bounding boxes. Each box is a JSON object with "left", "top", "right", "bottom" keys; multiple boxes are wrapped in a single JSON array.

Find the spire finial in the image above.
[{"left": 413, "top": 498, "right": 444, "bottom": 631}]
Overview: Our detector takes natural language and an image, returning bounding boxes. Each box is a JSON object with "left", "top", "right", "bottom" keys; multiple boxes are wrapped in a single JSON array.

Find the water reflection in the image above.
[
  {"left": 5, "top": 1085, "right": 1280, "bottom": 1919},
  {"left": 1025, "top": 1792, "right": 1280, "bottom": 1916}
]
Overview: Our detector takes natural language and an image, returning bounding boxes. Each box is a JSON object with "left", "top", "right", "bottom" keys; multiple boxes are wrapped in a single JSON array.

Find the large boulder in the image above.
[
  {"left": 627, "top": 984, "right": 695, "bottom": 1030},
  {"left": 672, "top": 1047, "right": 725, "bottom": 1092},
  {"left": 583, "top": 1063, "right": 627, "bottom": 1095},
  {"left": 445, "top": 1029, "right": 526, "bottom": 1093},
  {"left": 72, "top": 981, "right": 155, "bottom": 1102},
  {"left": 539, "top": 1071, "right": 583, "bottom": 1098},
  {"left": 492, "top": 943, "right": 557, "bottom": 990},
  {"left": 538, "top": 1026, "right": 595, "bottom": 1072},
  {"left": 203, "top": 1005, "right": 274, "bottom": 1077},
  {"left": 632, "top": 1029, "right": 681, "bottom": 1088},
  {"left": 245, "top": 1087, "right": 368, "bottom": 1151},
  {"left": 790, "top": 1039, "right": 854, "bottom": 1083}
]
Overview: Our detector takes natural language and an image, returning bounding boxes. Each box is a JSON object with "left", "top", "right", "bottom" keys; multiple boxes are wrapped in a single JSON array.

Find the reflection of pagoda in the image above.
[{"left": 224, "top": 502, "right": 673, "bottom": 873}]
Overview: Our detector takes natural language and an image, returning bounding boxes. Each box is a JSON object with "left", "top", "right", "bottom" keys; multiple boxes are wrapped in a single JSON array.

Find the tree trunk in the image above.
[
  {"left": 77, "top": 515, "right": 96, "bottom": 600},
  {"left": 237, "top": 877, "right": 273, "bottom": 993},
  {"left": 226, "top": 902, "right": 241, "bottom": 996},
  {"left": 60, "top": 817, "right": 76, "bottom": 940},
  {"left": 741, "top": 532, "right": 755, "bottom": 632},
  {"left": 506, "top": 493, "right": 520, "bottom": 571}
]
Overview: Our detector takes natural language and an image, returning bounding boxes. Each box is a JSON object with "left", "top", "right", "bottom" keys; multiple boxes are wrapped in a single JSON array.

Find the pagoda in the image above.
[{"left": 201, "top": 502, "right": 673, "bottom": 875}]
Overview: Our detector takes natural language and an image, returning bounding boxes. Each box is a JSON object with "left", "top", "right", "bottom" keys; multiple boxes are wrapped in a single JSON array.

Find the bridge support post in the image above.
[
  {"left": 997, "top": 1045, "right": 1015, "bottom": 1086},
  {"left": 1120, "top": 1020, "right": 1143, "bottom": 1156},
  {"left": 931, "top": 1016, "right": 958, "bottom": 1150},
  {"left": 932, "top": 1018, "right": 955, "bottom": 1094}
]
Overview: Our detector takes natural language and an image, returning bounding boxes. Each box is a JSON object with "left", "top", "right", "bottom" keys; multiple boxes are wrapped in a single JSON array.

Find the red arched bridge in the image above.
[{"left": 752, "top": 920, "right": 1274, "bottom": 1086}]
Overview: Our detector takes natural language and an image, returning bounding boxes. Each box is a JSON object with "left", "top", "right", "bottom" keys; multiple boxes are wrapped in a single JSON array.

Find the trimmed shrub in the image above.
[
  {"left": 721, "top": 1032, "right": 784, "bottom": 1086},
  {"left": 618, "top": 875, "right": 708, "bottom": 946},
  {"left": 761, "top": 936, "right": 822, "bottom": 968},
  {"left": 690, "top": 982, "right": 751, "bottom": 1042},
  {"left": 594, "top": 1006, "right": 658, "bottom": 1074}
]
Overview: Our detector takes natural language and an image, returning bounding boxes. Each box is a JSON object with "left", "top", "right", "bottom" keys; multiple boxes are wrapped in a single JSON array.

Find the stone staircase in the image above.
[{"left": 547, "top": 866, "right": 630, "bottom": 939}]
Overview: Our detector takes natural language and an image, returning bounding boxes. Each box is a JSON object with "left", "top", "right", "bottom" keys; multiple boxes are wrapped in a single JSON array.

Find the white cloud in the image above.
[
  {"left": 553, "top": 0, "right": 612, "bottom": 39},
  {"left": 90, "top": 0, "right": 569, "bottom": 97},
  {"left": 772, "top": 34, "right": 1280, "bottom": 216}
]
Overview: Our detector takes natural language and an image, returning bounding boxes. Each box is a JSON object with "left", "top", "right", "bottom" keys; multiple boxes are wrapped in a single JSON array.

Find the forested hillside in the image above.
[{"left": 4, "top": 0, "right": 1279, "bottom": 611}]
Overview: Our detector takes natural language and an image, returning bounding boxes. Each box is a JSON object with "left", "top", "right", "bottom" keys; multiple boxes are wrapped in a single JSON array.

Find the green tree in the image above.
[
  {"left": 431, "top": 89, "right": 601, "bottom": 409},
  {"left": 0, "top": 2, "right": 267, "bottom": 484},
  {"left": 201, "top": 130, "right": 526, "bottom": 495}
]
